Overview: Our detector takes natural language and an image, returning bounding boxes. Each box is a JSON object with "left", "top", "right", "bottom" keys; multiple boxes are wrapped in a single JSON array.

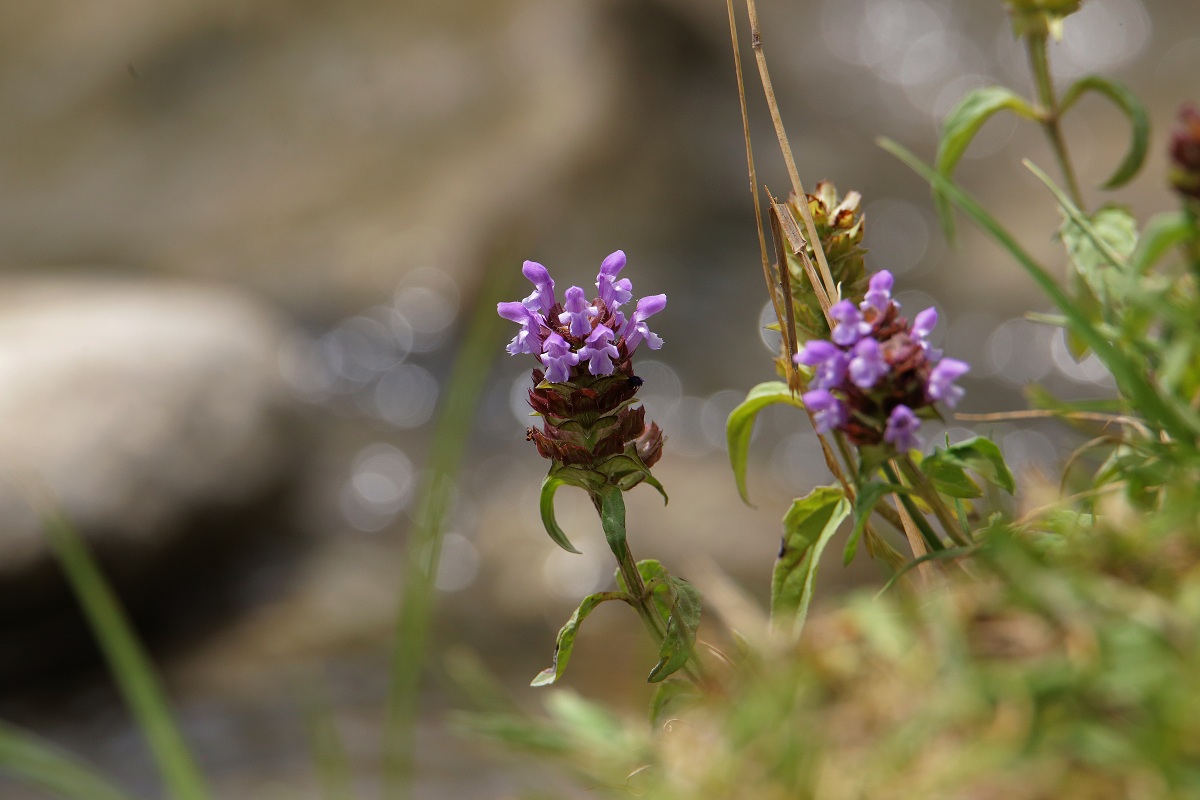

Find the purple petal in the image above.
[
  {"left": 623, "top": 293, "right": 667, "bottom": 353},
  {"left": 830, "top": 300, "right": 870, "bottom": 346},
  {"left": 521, "top": 261, "right": 556, "bottom": 313},
  {"left": 927, "top": 357, "right": 970, "bottom": 408},
  {"left": 578, "top": 324, "right": 620, "bottom": 375},
  {"left": 912, "top": 307, "right": 938, "bottom": 340},
  {"left": 540, "top": 332, "right": 580, "bottom": 383},
  {"left": 861, "top": 270, "right": 894, "bottom": 314},
  {"left": 884, "top": 404, "right": 922, "bottom": 452},
  {"left": 794, "top": 339, "right": 840, "bottom": 367},
  {"left": 597, "top": 251, "right": 633, "bottom": 308},
  {"left": 802, "top": 389, "right": 846, "bottom": 434},
  {"left": 848, "top": 337, "right": 888, "bottom": 389},
  {"left": 559, "top": 286, "right": 598, "bottom": 337}
]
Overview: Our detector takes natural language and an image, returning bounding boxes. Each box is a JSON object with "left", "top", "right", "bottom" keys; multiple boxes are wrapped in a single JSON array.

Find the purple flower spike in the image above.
[
  {"left": 521, "top": 261, "right": 556, "bottom": 314},
  {"left": 849, "top": 337, "right": 889, "bottom": 389},
  {"left": 802, "top": 389, "right": 847, "bottom": 434},
  {"left": 862, "top": 270, "right": 894, "bottom": 314},
  {"left": 830, "top": 300, "right": 871, "bottom": 346},
  {"left": 913, "top": 307, "right": 938, "bottom": 340},
  {"left": 578, "top": 324, "right": 620, "bottom": 375},
  {"left": 928, "top": 358, "right": 970, "bottom": 408},
  {"left": 623, "top": 293, "right": 666, "bottom": 352},
  {"left": 540, "top": 332, "right": 580, "bottom": 383},
  {"left": 559, "top": 286, "right": 598, "bottom": 338},
  {"left": 497, "top": 301, "right": 543, "bottom": 356},
  {"left": 884, "top": 404, "right": 922, "bottom": 452},
  {"left": 596, "top": 250, "right": 633, "bottom": 309}
]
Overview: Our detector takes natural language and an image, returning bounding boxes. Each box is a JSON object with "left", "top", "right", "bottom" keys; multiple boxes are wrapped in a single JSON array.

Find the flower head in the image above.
[
  {"left": 498, "top": 251, "right": 668, "bottom": 480},
  {"left": 790, "top": 269, "right": 970, "bottom": 453}
]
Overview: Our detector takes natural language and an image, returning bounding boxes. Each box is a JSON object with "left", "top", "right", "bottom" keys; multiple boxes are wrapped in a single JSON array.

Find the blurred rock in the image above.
[{"left": 0, "top": 275, "right": 306, "bottom": 685}]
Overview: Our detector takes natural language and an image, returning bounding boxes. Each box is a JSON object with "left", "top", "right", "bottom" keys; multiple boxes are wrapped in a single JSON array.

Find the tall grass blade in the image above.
[
  {"left": 0, "top": 720, "right": 138, "bottom": 800},
  {"left": 41, "top": 511, "right": 210, "bottom": 800},
  {"left": 301, "top": 678, "right": 356, "bottom": 800},
  {"left": 381, "top": 260, "right": 512, "bottom": 799}
]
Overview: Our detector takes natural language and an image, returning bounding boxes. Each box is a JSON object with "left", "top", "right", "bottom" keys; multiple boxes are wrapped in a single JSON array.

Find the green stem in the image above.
[
  {"left": 898, "top": 456, "right": 972, "bottom": 548},
  {"left": 880, "top": 462, "right": 945, "bottom": 554},
  {"left": 1025, "top": 33, "right": 1084, "bottom": 210}
]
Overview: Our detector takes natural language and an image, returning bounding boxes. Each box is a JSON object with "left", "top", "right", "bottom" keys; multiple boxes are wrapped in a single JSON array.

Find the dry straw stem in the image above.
[{"left": 743, "top": 0, "right": 838, "bottom": 305}]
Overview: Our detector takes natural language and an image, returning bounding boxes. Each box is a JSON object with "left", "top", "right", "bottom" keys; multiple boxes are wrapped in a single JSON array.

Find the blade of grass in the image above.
[
  {"left": 40, "top": 511, "right": 210, "bottom": 800},
  {"left": 381, "top": 258, "right": 513, "bottom": 800},
  {"left": 301, "top": 677, "right": 355, "bottom": 800},
  {"left": 0, "top": 720, "right": 138, "bottom": 800},
  {"left": 878, "top": 137, "right": 1200, "bottom": 451}
]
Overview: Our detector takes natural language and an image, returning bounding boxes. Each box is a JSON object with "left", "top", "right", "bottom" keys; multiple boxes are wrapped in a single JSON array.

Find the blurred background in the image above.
[{"left": 0, "top": 0, "right": 1196, "bottom": 796}]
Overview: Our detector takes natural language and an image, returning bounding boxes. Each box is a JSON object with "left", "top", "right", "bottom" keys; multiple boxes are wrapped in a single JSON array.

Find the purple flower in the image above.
[
  {"left": 848, "top": 337, "right": 888, "bottom": 390},
  {"left": 578, "top": 324, "right": 620, "bottom": 375},
  {"left": 861, "top": 270, "right": 894, "bottom": 314},
  {"left": 559, "top": 286, "right": 598, "bottom": 338},
  {"left": 497, "top": 301, "right": 543, "bottom": 356},
  {"left": 795, "top": 339, "right": 847, "bottom": 391},
  {"left": 802, "top": 389, "right": 847, "bottom": 434},
  {"left": 830, "top": 300, "right": 871, "bottom": 347},
  {"left": 540, "top": 332, "right": 579, "bottom": 383},
  {"left": 927, "top": 358, "right": 969, "bottom": 409},
  {"left": 623, "top": 294, "right": 666, "bottom": 353},
  {"left": 884, "top": 404, "right": 922, "bottom": 452},
  {"left": 596, "top": 250, "right": 633, "bottom": 309},
  {"left": 912, "top": 307, "right": 938, "bottom": 340},
  {"left": 521, "top": 261, "right": 556, "bottom": 314}
]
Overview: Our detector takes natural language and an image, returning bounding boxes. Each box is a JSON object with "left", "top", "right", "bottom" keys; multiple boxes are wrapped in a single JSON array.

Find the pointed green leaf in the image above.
[
  {"left": 1130, "top": 211, "right": 1193, "bottom": 274},
  {"left": 772, "top": 486, "right": 850, "bottom": 636},
  {"left": 595, "top": 484, "right": 628, "bottom": 562},
  {"left": 1060, "top": 205, "right": 1138, "bottom": 307},
  {"left": 845, "top": 481, "right": 909, "bottom": 566},
  {"left": 934, "top": 86, "right": 1038, "bottom": 242},
  {"left": 923, "top": 437, "right": 1015, "bottom": 495},
  {"left": 0, "top": 720, "right": 136, "bottom": 800},
  {"left": 539, "top": 475, "right": 582, "bottom": 554},
  {"left": 726, "top": 381, "right": 804, "bottom": 505},
  {"left": 615, "top": 559, "right": 675, "bottom": 624},
  {"left": 530, "top": 591, "right": 626, "bottom": 686},
  {"left": 1059, "top": 75, "right": 1148, "bottom": 189},
  {"left": 648, "top": 578, "right": 703, "bottom": 683}
]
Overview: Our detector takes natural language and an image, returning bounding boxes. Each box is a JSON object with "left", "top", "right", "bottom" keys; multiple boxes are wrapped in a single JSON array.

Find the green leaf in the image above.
[
  {"left": 539, "top": 475, "right": 582, "bottom": 554},
  {"left": 845, "top": 481, "right": 909, "bottom": 566},
  {"left": 530, "top": 591, "right": 626, "bottom": 687},
  {"left": 772, "top": 486, "right": 851, "bottom": 636},
  {"left": 616, "top": 559, "right": 674, "bottom": 625},
  {"left": 726, "top": 381, "right": 804, "bottom": 505},
  {"left": 596, "top": 484, "right": 628, "bottom": 562},
  {"left": 934, "top": 86, "right": 1038, "bottom": 242},
  {"left": 648, "top": 679, "right": 698, "bottom": 726},
  {"left": 1059, "top": 75, "right": 1149, "bottom": 189},
  {"left": 923, "top": 437, "right": 1015, "bottom": 495},
  {"left": 1130, "top": 211, "right": 1193, "bottom": 274},
  {"left": 0, "top": 720, "right": 136, "bottom": 800},
  {"left": 1060, "top": 205, "right": 1138, "bottom": 307},
  {"left": 648, "top": 577, "right": 703, "bottom": 683}
]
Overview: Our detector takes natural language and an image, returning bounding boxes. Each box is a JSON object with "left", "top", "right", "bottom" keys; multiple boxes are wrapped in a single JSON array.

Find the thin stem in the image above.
[
  {"left": 880, "top": 461, "right": 945, "bottom": 554},
  {"left": 743, "top": 0, "right": 838, "bottom": 304},
  {"left": 897, "top": 455, "right": 972, "bottom": 547},
  {"left": 1025, "top": 33, "right": 1084, "bottom": 209}
]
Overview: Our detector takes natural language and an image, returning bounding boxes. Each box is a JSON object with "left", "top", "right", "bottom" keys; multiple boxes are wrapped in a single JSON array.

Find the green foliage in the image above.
[
  {"left": 0, "top": 721, "right": 137, "bottom": 800},
  {"left": 539, "top": 475, "right": 583, "bottom": 554},
  {"left": 725, "top": 381, "right": 804, "bottom": 505},
  {"left": 531, "top": 592, "right": 626, "bottom": 687},
  {"left": 1058, "top": 75, "right": 1149, "bottom": 189},
  {"left": 647, "top": 577, "right": 702, "bottom": 683},
  {"left": 920, "top": 436, "right": 1016, "bottom": 498},
  {"left": 772, "top": 486, "right": 851, "bottom": 636}
]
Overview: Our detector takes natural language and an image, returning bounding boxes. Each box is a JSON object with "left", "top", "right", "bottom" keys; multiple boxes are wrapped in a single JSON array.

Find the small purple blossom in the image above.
[
  {"left": 884, "top": 404, "right": 922, "bottom": 452},
  {"left": 578, "top": 324, "right": 620, "bottom": 375},
  {"left": 521, "top": 261, "right": 556, "bottom": 314},
  {"left": 830, "top": 300, "right": 871, "bottom": 346},
  {"left": 912, "top": 307, "right": 938, "bottom": 340},
  {"left": 623, "top": 294, "right": 666, "bottom": 353},
  {"left": 540, "top": 332, "right": 579, "bottom": 383},
  {"left": 848, "top": 337, "right": 888, "bottom": 389},
  {"left": 861, "top": 270, "right": 894, "bottom": 314},
  {"left": 559, "top": 286, "right": 598, "bottom": 338},
  {"left": 596, "top": 250, "right": 633, "bottom": 309},
  {"left": 795, "top": 339, "right": 847, "bottom": 391},
  {"left": 927, "top": 358, "right": 969, "bottom": 409},
  {"left": 802, "top": 389, "right": 847, "bottom": 434},
  {"left": 497, "top": 301, "right": 543, "bottom": 356}
]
